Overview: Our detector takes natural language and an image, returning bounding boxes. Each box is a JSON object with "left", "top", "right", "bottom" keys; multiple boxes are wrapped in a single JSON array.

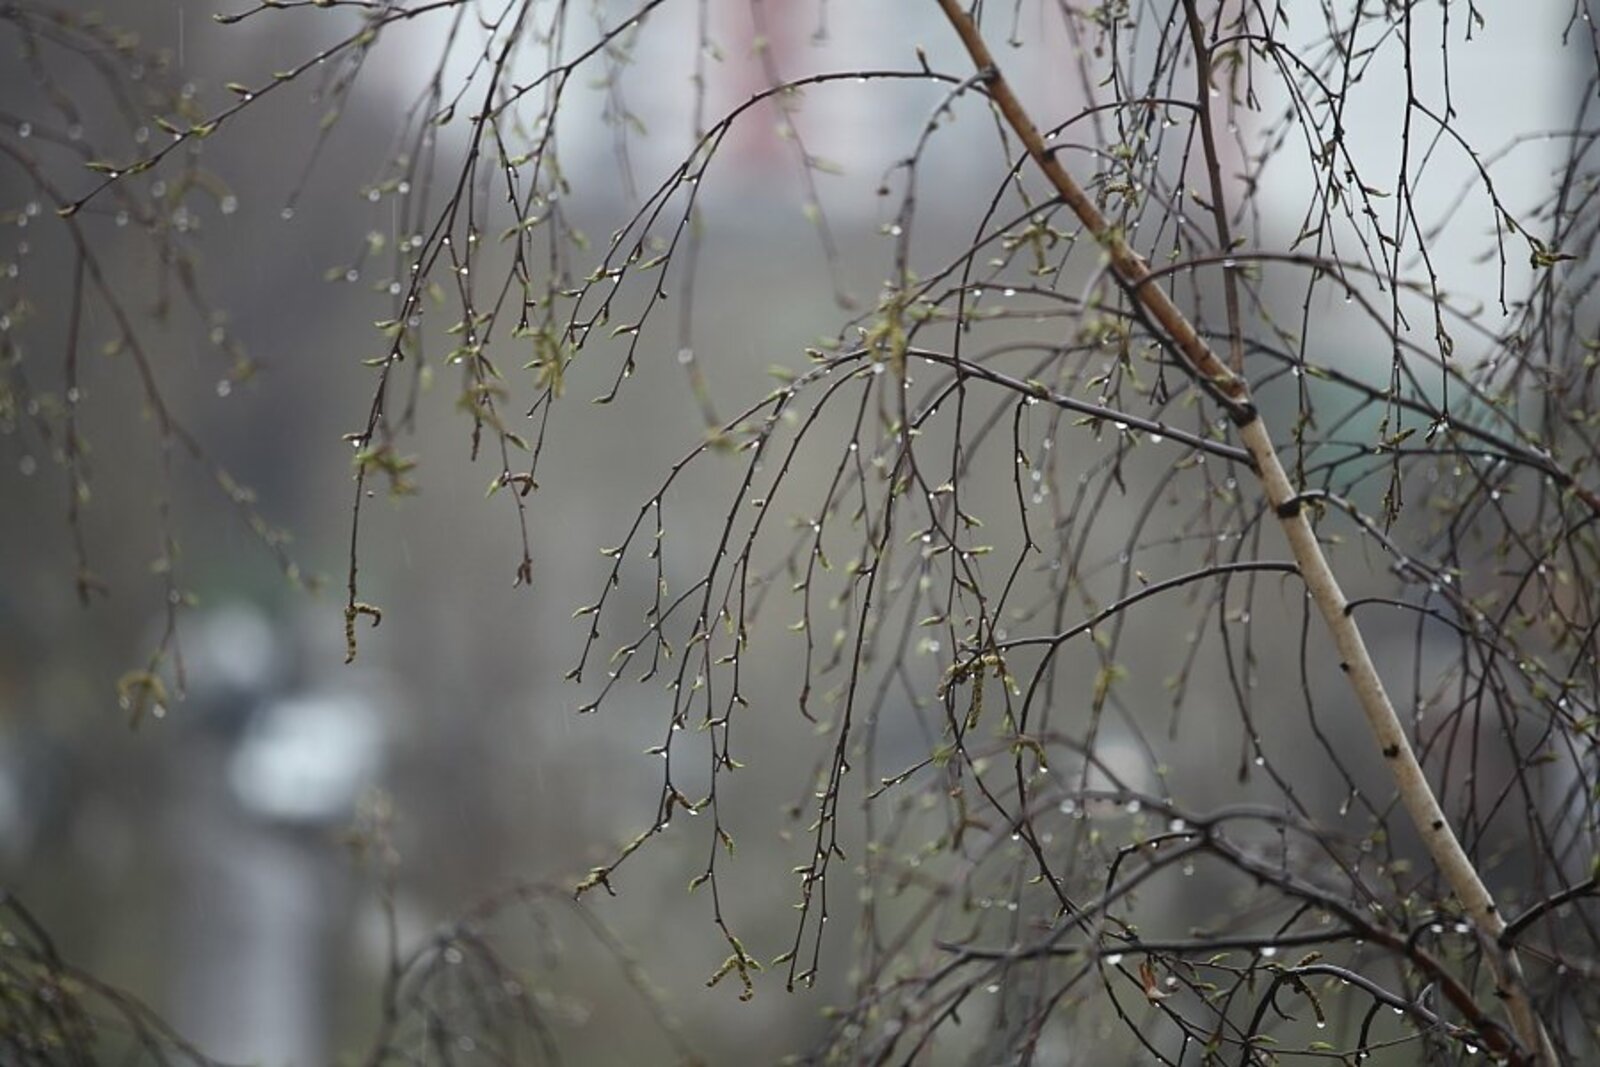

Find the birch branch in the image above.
[{"left": 932, "top": 1, "right": 1556, "bottom": 1061}]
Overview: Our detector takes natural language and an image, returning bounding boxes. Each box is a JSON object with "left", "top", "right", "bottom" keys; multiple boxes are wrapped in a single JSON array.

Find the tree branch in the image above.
[{"left": 932, "top": 1, "right": 1557, "bottom": 1062}]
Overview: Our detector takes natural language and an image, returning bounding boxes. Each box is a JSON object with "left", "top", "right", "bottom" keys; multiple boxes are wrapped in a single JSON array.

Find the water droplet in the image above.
[
  {"left": 1260, "top": 946, "right": 1277, "bottom": 958},
  {"left": 216, "top": 379, "right": 232, "bottom": 398},
  {"left": 280, "top": 206, "right": 295, "bottom": 221},
  {"left": 1105, "top": 953, "right": 1124, "bottom": 966},
  {"left": 18, "top": 455, "right": 37, "bottom": 476},
  {"left": 219, "top": 195, "right": 238, "bottom": 215},
  {"left": 16, "top": 122, "right": 31, "bottom": 139}
]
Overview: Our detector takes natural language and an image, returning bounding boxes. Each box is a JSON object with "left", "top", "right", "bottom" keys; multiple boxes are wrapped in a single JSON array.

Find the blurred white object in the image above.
[
  {"left": 189, "top": 602, "right": 280, "bottom": 696},
  {"left": 228, "top": 692, "right": 382, "bottom": 824}
]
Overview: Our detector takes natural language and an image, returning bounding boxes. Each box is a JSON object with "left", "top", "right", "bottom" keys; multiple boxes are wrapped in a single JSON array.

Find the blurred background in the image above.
[{"left": 0, "top": 2, "right": 1593, "bottom": 1064}]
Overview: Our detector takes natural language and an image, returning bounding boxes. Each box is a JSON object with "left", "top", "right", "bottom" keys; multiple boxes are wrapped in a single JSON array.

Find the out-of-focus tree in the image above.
[{"left": 2, "top": 1, "right": 1598, "bottom": 1064}]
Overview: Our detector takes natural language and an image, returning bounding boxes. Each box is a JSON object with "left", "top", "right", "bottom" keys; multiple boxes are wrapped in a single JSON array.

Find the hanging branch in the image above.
[{"left": 932, "top": 1, "right": 1557, "bottom": 1062}]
